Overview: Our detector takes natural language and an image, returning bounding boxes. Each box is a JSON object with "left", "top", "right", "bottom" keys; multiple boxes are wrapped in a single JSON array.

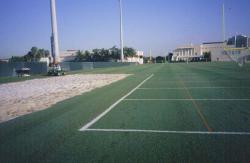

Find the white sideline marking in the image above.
[
  {"left": 124, "top": 99, "right": 250, "bottom": 101},
  {"left": 84, "top": 129, "right": 250, "bottom": 135},
  {"left": 150, "top": 80, "right": 250, "bottom": 82},
  {"left": 79, "top": 74, "right": 154, "bottom": 131},
  {"left": 138, "top": 87, "right": 250, "bottom": 90}
]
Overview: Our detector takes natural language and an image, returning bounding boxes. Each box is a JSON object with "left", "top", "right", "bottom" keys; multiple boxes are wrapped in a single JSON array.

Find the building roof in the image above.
[{"left": 202, "top": 42, "right": 224, "bottom": 45}]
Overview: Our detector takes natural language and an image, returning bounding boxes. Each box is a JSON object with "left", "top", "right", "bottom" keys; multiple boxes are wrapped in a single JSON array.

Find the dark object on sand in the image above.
[{"left": 16, "top": 68, "right": 31, "bottom": 77}]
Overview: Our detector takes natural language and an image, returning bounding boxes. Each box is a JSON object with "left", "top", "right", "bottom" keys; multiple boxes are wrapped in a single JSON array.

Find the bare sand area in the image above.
[{"left": 0, "top": 74, "right": 129, "bottom": 123}]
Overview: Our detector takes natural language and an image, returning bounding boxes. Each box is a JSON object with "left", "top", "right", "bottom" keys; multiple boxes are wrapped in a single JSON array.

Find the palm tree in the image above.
[{"left": 75, "top": 50, "right": 85, "bottom": 61}]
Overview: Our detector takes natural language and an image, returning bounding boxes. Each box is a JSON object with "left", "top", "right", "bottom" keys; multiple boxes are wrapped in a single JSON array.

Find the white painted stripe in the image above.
[
  {"left": 79, "top": 74, "right": 154, "bottom": 131},
  {"left": 83, "top": 128, "right": 250, "bottom": 135},
  {"left": 138, "top": 87, "right": 250, "bottom": 90},
  {"left": 124, "top": 99, "right": 250, "bottom": 101},
  {"left": 149, "top": 80, "right": 250, "bottom": 83}
]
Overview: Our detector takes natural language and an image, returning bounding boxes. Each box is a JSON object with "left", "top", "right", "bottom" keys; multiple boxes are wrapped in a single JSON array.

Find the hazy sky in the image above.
[{"left": 0, "top": 0, "right": 250, "bottom": 58}]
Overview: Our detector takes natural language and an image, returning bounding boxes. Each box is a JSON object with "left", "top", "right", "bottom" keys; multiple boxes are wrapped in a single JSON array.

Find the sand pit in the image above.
[{"left": 0, "top": 74, "right": 129, "bottom": 123}]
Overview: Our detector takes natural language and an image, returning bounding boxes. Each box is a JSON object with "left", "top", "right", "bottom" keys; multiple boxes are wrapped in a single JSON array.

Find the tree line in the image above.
[
  {"left": 143, "top": 53, "right": 173, "bottom": 63},
  {"left": 8, "top": 46, "right": 211, "bottom": 63},
  {"left": 74, "top": 46, "right": 137, "bottom": 62},
  {"left": 8, "top": 46, "right": 137, "bottom": 63},
  {"left": 9, "top": 47, "right": 50, "bottom": 62}
]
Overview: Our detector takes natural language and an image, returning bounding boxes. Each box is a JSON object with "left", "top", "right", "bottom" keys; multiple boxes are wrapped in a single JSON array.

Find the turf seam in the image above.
[{"left": 177, "top": 75, "right": 213, "bottom": 132}]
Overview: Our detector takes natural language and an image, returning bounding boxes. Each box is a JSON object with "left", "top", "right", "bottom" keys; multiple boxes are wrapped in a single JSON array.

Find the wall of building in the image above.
[
  {"left": 60, "top": 50, "right": 77, "bottom": 62},
  {"left": 39, "top": 57, "right": 50, "bottom": 66},
  {"left": 172, "top": 35, "right": 250, "bottom": 62},
  {"left": 201, "top": 42, "right": 231, "bottom": 62}
]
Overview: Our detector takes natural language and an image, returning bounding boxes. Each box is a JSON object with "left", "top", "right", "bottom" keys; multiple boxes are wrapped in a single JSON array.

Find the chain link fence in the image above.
[{"left": 0, "top": 62, "right": 135, "bottom": 77}]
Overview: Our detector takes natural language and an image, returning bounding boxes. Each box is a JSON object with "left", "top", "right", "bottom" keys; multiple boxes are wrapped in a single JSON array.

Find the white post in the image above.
[
  {"left": 247, "top": 37, "right": 249, "bottom": 48},
  {"left": 150, "top": 49, "right": 152, "bottom": 62},
  {"left": 119, "top": 0, "right": 124, "bottom": 62},
  {"left": 50, "top": 0, "right": 60, "bottom": 64},
  {"left": 235, "top": 35, "right": 237, "bottom": 47}
]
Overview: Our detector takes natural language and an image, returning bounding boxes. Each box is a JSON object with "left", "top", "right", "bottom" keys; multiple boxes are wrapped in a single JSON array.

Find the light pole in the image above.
[
  {"left": 119, "top": 0, "right": 124, "bottom": 62},
  {"left": 150, "top": 49, "right": 152, "bottom": 62},
  {"left": 222, "top": 1, "right": 226, "bottom": 42},
  {"left": 50, "top": 0, "right": 60, "bottom": 64}
]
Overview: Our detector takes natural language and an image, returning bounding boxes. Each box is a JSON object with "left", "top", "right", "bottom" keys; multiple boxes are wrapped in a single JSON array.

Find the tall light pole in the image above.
[
  {"left": 50, "top": 0, "right": 60, "bottom": 64},
  {"left": 119, "top": 0, "right": 124, "bottom": 62},
  {"left": 222, "top": 1, "right": 226, "bottom": 42}
]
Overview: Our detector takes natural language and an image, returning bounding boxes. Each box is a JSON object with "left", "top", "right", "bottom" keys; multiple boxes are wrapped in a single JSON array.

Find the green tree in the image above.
[
  {"left": 109, "top": 46, "right": 120, "bottom": 60},
  {"left": 203, "top": 52, "right": 211, "bottom": 62},
  {"left": 84, "top": 50, "right": 91, "bottom": 62},
  {"left": 124, "top": 47, "right": 136, "bottom": 58},
  {"left": 75, "top": 50, "right": 85, "bottom": 62},
  {"left": 9, "top": 47, "right": 50, "bottom": 62},
  {"left": 9, "top": 56, "right": 25, "bottom": 62},
  {"left": 156, "top": 56, "right": 165, "bottom": 63},
  {"left": 74, "top": 46, "right": 137, "bottom": 62},
  {"left": 92, "top": 49, "right": 102, "bottom": 62}
]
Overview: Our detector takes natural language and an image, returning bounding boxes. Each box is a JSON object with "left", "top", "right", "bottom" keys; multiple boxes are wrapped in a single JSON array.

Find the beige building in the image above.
[
  {"left": 224, "top": 47, "right": 250, "bottom": 63},
  {"left": 201, "top": 42, "right": 231, "bottom": 61},
  {"left": 201, "top": 41, "right": 250, "bottom": 62},
  {"left": 173, "top": 39, "right": 250, "bottom": 62}
]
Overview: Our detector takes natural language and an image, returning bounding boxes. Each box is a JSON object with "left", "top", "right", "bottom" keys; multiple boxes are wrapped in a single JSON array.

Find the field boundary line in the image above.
[
  {"left": 148, "top": 80, "right": 250, "bottom": 83},
  {"left": 138, "top": 87, "right": 250, "bottom": 90},
  {"left": 124, "top": 99, "right": 250, "bottom": 101},
  {"left": 84, "top": 129, "right": 250, "bottom": 135},
  {"left": 79, "top": 74, "right": 154, "bottom": 131}
]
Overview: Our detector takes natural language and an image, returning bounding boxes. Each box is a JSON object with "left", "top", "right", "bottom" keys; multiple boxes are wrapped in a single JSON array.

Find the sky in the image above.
[{"left": 0, "top": 0, "right": 250, "bottom": 58}]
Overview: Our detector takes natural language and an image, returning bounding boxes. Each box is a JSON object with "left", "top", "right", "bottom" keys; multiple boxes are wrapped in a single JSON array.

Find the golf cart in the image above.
[{"left": 48, "top": 64, "right": 66, "bottom": 76}]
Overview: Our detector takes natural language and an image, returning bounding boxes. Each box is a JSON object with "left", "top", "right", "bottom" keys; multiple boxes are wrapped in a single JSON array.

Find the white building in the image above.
[
  {"left": 125, "top": 51, "right": 144, "bottom": 64},
  {"left": 172, "top": 45, "right": 201, "bottom": 61},
  {"left": 39, "top": 57, "right": 50, "bottom": 66},
  {"left": 60, "top": 50, "right": 78, "bottom": 62}
]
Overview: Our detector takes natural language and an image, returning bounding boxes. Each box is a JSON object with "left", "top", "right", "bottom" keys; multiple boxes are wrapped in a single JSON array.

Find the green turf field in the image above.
[{"left": 0, "top": 63, "right": 250, "bottom": 162}]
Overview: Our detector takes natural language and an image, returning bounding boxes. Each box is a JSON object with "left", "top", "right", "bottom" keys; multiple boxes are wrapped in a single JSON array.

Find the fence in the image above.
[
  {"left": 0, "top": 62, "right": 48, "bottom": 77},
  {"left": 0, "top": 62, "right": 135, "bottom": 77}
]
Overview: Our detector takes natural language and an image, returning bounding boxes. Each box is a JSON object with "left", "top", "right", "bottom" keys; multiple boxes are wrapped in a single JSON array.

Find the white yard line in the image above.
[
  {"left": 138, "top": 87, "right": 250, "bottom": 90},
  {"left": 84, "top": 128, "right": 250, "bottom": 135},
  {"left": 79, "top": 74, "right": 154, "bottom": 131},
  {"left": 150, "top": 80, "right": 250, "bottom": 83},
  {"left": 124, "top": 99, "right": 250, "bottom": 101}
]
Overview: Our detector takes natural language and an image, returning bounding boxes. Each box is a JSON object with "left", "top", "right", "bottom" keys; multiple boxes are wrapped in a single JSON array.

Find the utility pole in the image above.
[
  {"left": 50, "top": 0, "right": 60, "bottom": 64},
  {"left": 149, "top": 49, "right": 152, "bottom": 63},
  {"left": 119, "top": 0, "right": 124, "bottom": 62}
]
